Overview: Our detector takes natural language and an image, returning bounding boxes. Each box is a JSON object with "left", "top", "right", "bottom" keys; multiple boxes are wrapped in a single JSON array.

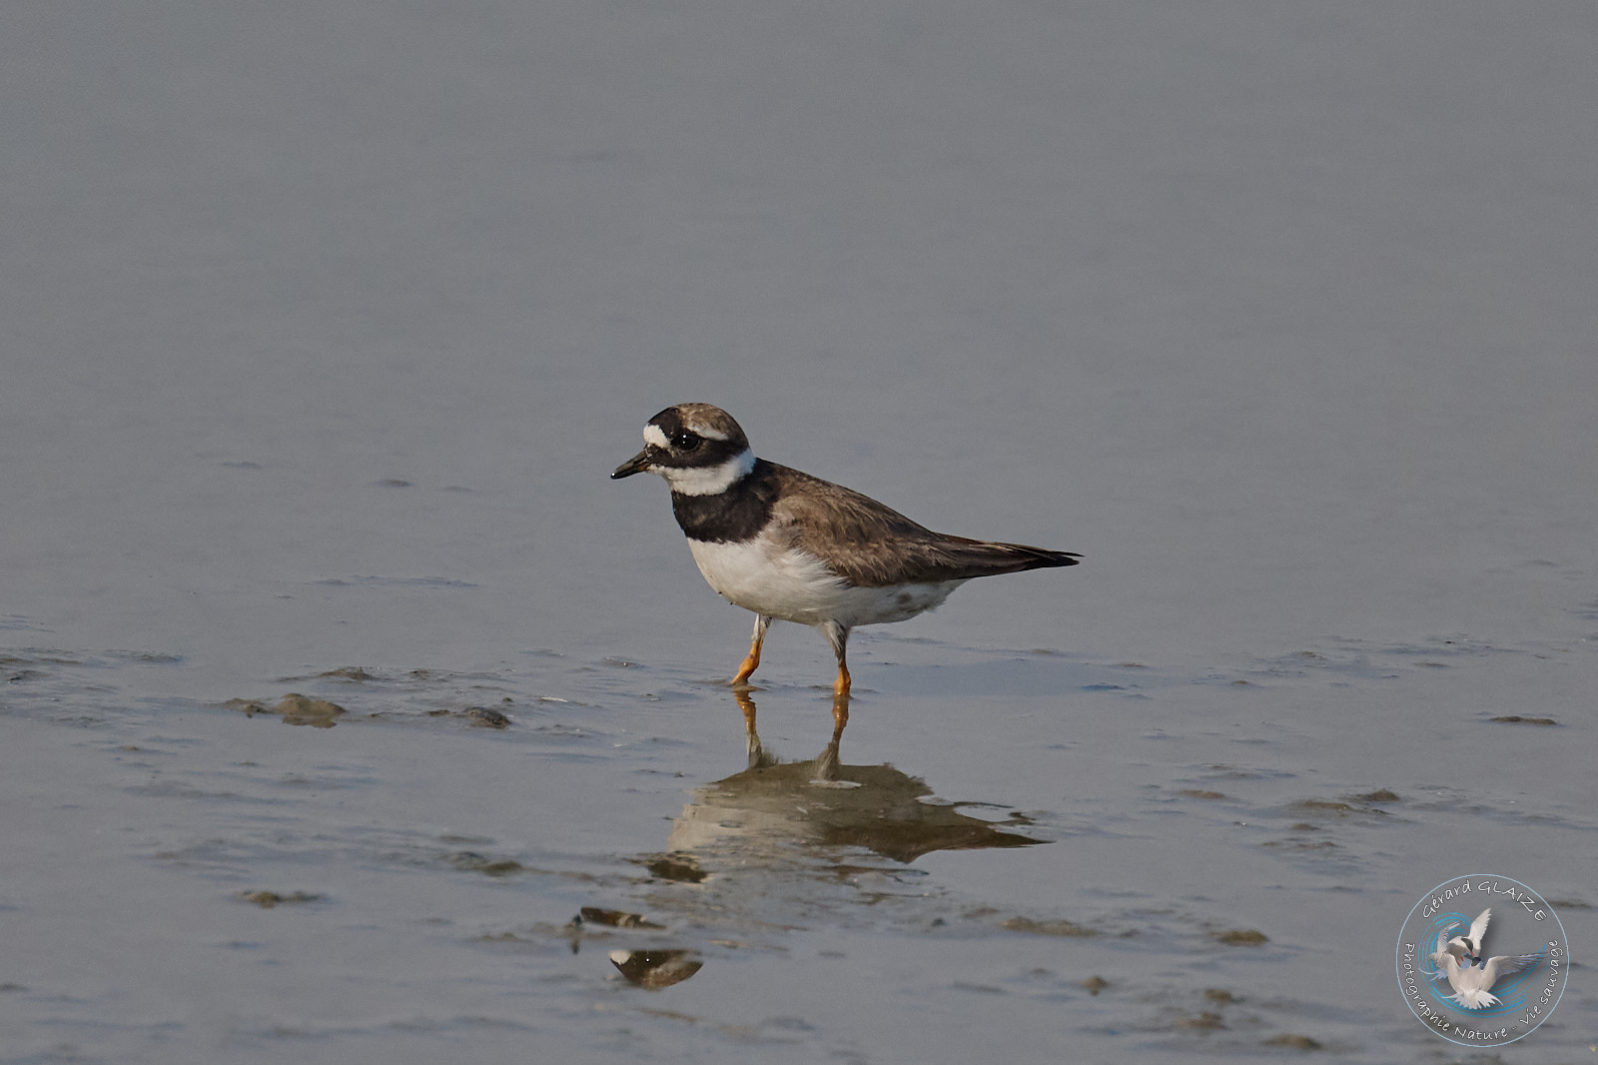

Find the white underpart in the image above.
[
  {"left": 1450, "top": 987, "right": 1501, "bottom": 1010},
  {"left": 688, "top": 532, "right": 966, "bottom": 628},
  {"left": 656, "top": 448, "right": 756, "bottom": 496}
]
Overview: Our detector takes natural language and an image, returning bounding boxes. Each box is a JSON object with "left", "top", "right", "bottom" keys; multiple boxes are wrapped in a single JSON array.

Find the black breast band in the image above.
[{"left": 671, "top": 459, "right": 779, "bottom": 543}]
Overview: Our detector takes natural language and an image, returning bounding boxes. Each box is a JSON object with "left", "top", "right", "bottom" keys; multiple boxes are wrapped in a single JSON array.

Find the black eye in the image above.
[{"left": 672, "top": 429, "right": 702, "bottom": 451}]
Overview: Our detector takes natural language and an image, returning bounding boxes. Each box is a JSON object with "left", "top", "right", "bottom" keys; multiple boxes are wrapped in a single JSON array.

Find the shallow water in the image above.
[
  {"left": 5, "top": 632, "right": 1594, "bottom": 1061},
  {"left": 4, "top": 3, "right": 1597, "bottom": 1062}
]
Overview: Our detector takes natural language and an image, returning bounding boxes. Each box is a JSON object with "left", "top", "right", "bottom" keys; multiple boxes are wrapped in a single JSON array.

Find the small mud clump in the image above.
[
  {"left": 227, "top": 694, "right": 347, "bottom": 728},
  {"left": 238, "top": 890, "right": 321, "bottom": 909}
]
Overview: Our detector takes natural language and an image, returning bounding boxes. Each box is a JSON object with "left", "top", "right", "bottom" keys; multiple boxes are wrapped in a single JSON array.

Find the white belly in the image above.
[{"left": 687, "top": 535, "right": 964, "bottom": 629}]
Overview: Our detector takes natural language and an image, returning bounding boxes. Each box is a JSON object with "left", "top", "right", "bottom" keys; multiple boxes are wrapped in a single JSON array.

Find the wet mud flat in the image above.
[{"left": 2, "top": 632, "right": 1593, "bottom": 1065}]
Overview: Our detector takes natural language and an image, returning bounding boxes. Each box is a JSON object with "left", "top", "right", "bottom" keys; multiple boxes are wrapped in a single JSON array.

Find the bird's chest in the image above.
[{"left": 686, "top": 535, "right": 843, "bottom": 621}]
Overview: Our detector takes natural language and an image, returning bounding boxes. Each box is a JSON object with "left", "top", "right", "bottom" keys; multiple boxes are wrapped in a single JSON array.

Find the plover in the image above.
[{"left": 611, "top": 403, "right": 1079, "bottom": 700}]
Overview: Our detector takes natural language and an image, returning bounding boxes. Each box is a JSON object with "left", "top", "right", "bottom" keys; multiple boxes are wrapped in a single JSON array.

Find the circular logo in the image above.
[{"left": 1394, "top": 874, "right": 1569, "bottom": 1047}]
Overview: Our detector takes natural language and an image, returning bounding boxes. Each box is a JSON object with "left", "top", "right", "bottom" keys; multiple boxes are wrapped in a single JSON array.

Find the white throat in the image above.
[{"left": 657, "top": 448, "right": 756, "bottom": 496}]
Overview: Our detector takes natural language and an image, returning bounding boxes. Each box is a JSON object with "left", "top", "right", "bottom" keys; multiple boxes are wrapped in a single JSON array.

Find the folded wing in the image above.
[{"left": 767, "top": 464, "right": 1079, "bottom": 587}]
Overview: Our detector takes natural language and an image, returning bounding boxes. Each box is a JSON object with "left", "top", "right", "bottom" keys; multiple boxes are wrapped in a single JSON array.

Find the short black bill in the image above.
[{"left": 611, "top": 450, "right": 654, "bottom": 479}]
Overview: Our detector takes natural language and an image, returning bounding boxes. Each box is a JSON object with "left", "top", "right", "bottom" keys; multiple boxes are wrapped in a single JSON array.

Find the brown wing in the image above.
[{"left": 764, "top": 463, "right": 1079, "bottom": 588}]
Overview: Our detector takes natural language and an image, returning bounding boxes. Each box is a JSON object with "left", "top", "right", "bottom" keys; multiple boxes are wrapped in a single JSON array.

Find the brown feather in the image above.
[{"left": 763, "top": 464, "right": 1079, "bottom": 588}]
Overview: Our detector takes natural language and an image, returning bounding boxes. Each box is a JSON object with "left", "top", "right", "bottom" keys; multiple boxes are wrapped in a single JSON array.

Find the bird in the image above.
[
  {"left": 1429, "top": 908, "right": 1542, "bottom": 1009},
  {"left": 611, "top": 403, "right": 1079, "bottom": 709},
  {"left": 1429, "top": 910, "right": 1487, "bottom": 975},
  {"left": 1451, "top": 908, "right": 1493, "bottom": 966}
]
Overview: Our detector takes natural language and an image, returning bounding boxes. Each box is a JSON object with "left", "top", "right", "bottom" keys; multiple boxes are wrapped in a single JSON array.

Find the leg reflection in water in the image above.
[{"left": 734, "top": 688, "right": 848, "bottom": 778}]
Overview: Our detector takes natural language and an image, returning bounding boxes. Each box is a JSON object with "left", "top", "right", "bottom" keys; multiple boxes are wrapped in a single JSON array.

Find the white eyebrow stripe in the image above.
[
  {"left": 643, "top": 423, "right": 670, "bottom": 449},
  {"left": 694, "top": 424, "right": 729, "bottom": 441}
]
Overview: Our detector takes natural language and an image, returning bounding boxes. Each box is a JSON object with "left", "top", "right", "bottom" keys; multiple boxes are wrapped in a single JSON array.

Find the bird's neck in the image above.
[{"left": 671, "top": 459, "right": 777, "bottom": 544}]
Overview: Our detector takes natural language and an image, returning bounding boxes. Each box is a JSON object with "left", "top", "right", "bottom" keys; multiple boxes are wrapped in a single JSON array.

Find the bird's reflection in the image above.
[
  {"left": 669, "top": 689, "right": 1042, "bottom": 864},
  {"left": 600, "top": 691, "right": 1042, "bottom": 989}
]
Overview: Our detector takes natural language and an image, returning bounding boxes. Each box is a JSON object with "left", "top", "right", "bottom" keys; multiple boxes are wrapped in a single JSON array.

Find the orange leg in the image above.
[
  {"left": 822, "top": 620, "right": 852, "bottom": 699},
  {"left": 833, "top": 662, "right": 851, "bottom": 697},
  {"left": 731, "top": 614, "right": 771, "bottom": 687},
  {"left": 823, "top": 623, "right": 852, "bottom": 741}
]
